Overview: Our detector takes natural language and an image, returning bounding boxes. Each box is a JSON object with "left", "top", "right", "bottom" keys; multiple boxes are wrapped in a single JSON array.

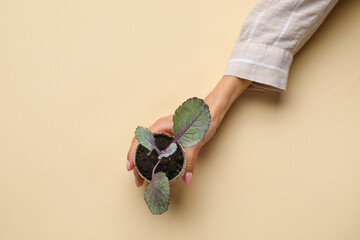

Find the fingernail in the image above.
[
  {"left": 185, "top": 172, "right": 193, "bottom": 184},
  {"left": 126, "top": 160, "right": 131, "bottom": 171},
  {"left": 135, "top": 177, "right": 139, "bottom": 187}
]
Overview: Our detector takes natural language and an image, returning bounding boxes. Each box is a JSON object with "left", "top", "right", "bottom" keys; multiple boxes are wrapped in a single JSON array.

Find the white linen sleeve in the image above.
[{"left": 224, "top": 0, "right": 338, "bottom": 91}]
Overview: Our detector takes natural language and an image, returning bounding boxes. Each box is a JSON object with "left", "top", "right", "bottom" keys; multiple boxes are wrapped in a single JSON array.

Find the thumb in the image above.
[{"left": 182, "top": 146, "right": 200, "bottom": 184}]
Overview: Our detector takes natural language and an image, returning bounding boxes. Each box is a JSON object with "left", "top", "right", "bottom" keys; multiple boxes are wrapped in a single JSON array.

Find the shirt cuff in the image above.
[{"left": 224, "top": 42, "right": 293, "bottom": 91}]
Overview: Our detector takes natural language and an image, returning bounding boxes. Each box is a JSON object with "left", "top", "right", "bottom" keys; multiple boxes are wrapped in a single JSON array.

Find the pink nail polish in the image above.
[
  {"left": 127, "top": 160, "right": 131, "bottom": 171},
  {"left": 185, "top": 172, "right": 193, "bottom": 184},
  {"left": 135, "top": 177, "right": 139, "bottom": 187}
]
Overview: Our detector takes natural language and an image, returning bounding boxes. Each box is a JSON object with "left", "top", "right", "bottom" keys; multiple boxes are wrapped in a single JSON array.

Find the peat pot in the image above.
[{"left": 134, "top": 133, "right": 186, "bottom": 184}]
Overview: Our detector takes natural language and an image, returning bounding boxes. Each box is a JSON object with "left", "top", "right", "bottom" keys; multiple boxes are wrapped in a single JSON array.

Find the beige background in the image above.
[{"left": 1, "top": 0, "right": 359, "bottom": 239}]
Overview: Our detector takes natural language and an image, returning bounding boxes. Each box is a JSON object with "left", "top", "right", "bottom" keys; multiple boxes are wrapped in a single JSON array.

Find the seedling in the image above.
[{"left": 134, "top": 97, "right": 211, "bottom": 214}]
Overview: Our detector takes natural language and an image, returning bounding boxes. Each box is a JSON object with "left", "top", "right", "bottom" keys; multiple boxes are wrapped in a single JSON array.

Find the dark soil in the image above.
[{"left": 135, "top": 134, "right": 184, "bottom": 181}]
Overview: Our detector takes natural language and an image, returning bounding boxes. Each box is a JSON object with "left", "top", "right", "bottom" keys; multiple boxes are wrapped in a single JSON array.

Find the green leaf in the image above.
[
  {"left": 173, "top": 97, "right": 211, "bottom": 148},
  {"left": 158, "top": 143, "right": 177, "bottom": 159},
  {"left": 144, "top": 172, "right": 170, "bottom": 215},
  {"left": 135, "top": 126, "right": 161, "bottom": 154}
]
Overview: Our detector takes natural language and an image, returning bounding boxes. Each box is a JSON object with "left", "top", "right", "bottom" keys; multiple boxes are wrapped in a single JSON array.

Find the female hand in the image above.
[{"left": 126, "top": 76, "right": 251, "bottom": 187}]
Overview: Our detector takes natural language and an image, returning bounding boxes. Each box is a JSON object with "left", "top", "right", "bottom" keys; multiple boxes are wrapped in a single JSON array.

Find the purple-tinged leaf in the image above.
[
  {"left": 173, "top": 97, "right": 211, "bottom": 148},
  {"left": 144, "top": 172, "right": 170, "bottom": 215},
  {"left": 158, "top": 143, "right": 177, "bottom": 159},
  {"left": 135, "top": 127, "right": 161, "bottom": 155}
]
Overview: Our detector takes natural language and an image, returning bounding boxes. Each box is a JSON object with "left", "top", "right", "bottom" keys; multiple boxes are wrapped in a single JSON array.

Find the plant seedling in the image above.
[{"left": 135, "top": 97, "right": 211, "bottom": 214}]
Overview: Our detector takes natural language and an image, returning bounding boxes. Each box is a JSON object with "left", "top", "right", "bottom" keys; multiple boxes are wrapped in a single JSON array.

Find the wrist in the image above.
[{"left": 205, "top": 76, "right": 251, "bottom": 128}]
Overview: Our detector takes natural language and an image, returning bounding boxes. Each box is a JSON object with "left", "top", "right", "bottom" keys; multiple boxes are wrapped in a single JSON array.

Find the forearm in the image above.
[{"left": 204, "top": 76, "right": 251, "bottom": 132}]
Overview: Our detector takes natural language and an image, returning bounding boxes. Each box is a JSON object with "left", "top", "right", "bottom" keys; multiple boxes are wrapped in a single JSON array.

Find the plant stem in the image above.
[
  {"left": 150, "top": 142, "right": 162, "bottom": 155},
  {"left": 151, "top": 159, "right": 162, "bottom": 188}
]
